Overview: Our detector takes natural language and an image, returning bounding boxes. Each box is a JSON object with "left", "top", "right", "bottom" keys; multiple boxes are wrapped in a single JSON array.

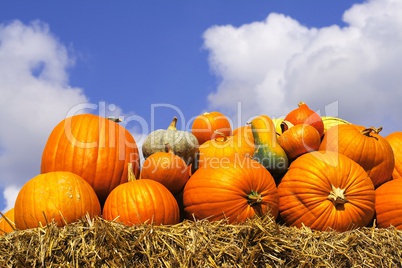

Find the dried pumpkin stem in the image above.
[
  {"left": 327, "top": 185, "right": 348, "bottom": 206},
  {"left": 361, "top": 126, "right": 383, "bottom": 137},
  {"left": 247, "top": 190, "right": 262, "bottom": 206},
  {"left": 213, "top": 130, "right": 228, "bottom": 141},
  {"left": 128, "top": 163, "right": 137, "bottom": 182},
  {"left": 167, "top": 117, "right": 178, "bottom": 130}
]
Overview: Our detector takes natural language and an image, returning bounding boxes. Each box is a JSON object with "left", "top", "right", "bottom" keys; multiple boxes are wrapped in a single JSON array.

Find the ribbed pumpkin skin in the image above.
[
  {"left": 14, "top": 171, "right": 101, "bottom": 230},
  {"left": 277, "top": 124, "right": 321, "bottom": 161},
  {"left": 191, "top": 111, "right": 232, "bottom": 145},
  {"left": 140, "top": 151, "right": 189, "bottom": 195},
  {"left": 102, "top": 179, "right": 180, "bottom": 225},
  {"left": 284, "top": 102, "right": 324, "bottom": 137},
  {"left": 385, "top": 132, "right": 402, "bottom": 180},
  {"left": 183, "top": 157, "right": 279, "bottom": 223},
  {"left": 197, "top": 134, "right": 255, "bottom": 169},
  {"left": 319, "top": 124, "right": 394, "bottom": 188},
  {"left": 41, "top": 114, "right": 140, "bottom": 204},
  {"left": 278, "top": 151, "right": 375, "bottom": 232},
  {"left": 375, "top": 179, "right": 402, "bottom": 229},
  {"left": 0, "top": 208, "right": 15, "bottom": 234}
]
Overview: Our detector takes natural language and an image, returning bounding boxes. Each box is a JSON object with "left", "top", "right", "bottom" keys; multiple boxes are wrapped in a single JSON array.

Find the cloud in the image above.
[
  {"left": 0, "top": 20, "right": 90, "bottom": 212},
  {"left": 203, "top": 0, "right": 402, "bottom": 135}
]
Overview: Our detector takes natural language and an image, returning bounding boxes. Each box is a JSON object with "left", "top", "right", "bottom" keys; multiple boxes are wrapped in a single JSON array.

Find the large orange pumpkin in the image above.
[
  {"left": 183, "top": 156, "right": 279, "bottom": 223},
  {"left": 0, "top": 208, "right": 15, "bottom": 234},
  {"left": 319, "top": 124, "right": 394, "bottom": 188},
  {"left": 385, "top": 132, "right": 402, "bottom": 180},
  {"left": 191, "top": 111, "right": 232, "bottom": 145},
  {"left": 278, "top": 151, "right": 375, "bottom": 232},
  {"left": 375, "top": 179, "right": 402, "bottom": 229},
  {"left": 103, "top": 167, "right": 180, "bottom": 226},
  {"left": 140, "top": 144, "right": 189, "bottom": 195},
  {"left": 41, "top": 114, "right": 140, "bottom": 204},
  {"left": 14, "top": 171, "right": 101, "bottom": 230}
]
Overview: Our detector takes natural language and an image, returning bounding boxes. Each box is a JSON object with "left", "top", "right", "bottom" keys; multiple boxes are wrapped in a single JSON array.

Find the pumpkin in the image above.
[
  {"left": 385, "top": 132, "right": 402, "bottom": 180},
  {"left": 0, "top": 208, "right": 15, "bottom": 234},
  {"left": 319, "top": 125, "right": 394, "bottom": 188},
  {"left": 41, "top": 114, "right": 140, "bottom": 205},
  {"left": 183, "top": 156, "right": 279, "bottom": 223},
  {"left": 140, "top": 144, "right": 189, "bottom": 195},
  {"left": 232, "top": 124, "right": 254, "bottom": 147},
  {"left": 282, "top": 102, "right": 324, "bottom": 137},
  {"left": 278, "top": 151, "right": 375, "bottom": 232},
  {"left": 197, "top": 131, "right": 255, "bottom": 169},
  {"left": 321, "top": 116, "right": 351, "bottom": 133},
  {"left": 103, "top": 164, "right": 180, "bottom": 225},
  {"left": 191, "top": 111, "right": 232, "bottom": 145},
  {"left": 277, "top": 124, "right": 321, "bottom": 161},
  {"left": 14, "top": 171, "right": 101, "bottom": 230},
  {"left": 142, "top": 117, "right": 199, "bottom": 166},
  {"left": 375, "top": 179, "right": 402, "bottom": 229}
]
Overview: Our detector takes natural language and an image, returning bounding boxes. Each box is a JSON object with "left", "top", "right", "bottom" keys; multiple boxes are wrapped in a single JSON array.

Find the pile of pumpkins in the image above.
[{"left": 1, "top": 101, "right": 402, "bottom": 235}]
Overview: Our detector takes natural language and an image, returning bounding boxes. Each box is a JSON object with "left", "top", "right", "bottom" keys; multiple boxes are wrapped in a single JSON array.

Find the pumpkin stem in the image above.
[
  {"left": 128, "top": 163, "right": 137, "bottom": 182},
  {"left": 167, "top": 117, "right": 178, "bottom": 130},
  {"left": 213, "top": 130, "right": 228, "bottom": 141},
  {"left": 327, "top": 185, "right": 348, "bottom": 207},
  {"left": 247, "top": 190, "right": 263, "bottom": 206},
  {"left": 164, "top": 143, "right": 173, "bottom": 153},
  {"left": 361, "top": 126, "right": 383, "bottom": 137},
  {"left": 107, "top": 117, "right": 122, "bottom": 123},
  {"left": 298, "top": 101, "right": 306, "bottom": 107}
]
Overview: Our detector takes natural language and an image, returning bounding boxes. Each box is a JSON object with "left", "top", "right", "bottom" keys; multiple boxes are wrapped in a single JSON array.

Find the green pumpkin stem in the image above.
[
  {"left": 247, "top": 190, "right": 263, "bottom": 206},
  {"left": 167, "top": 117, "right": 178, "bottom": 130},
  {"left": 128, "top": 163, "right": 137, "bottom": 182}
]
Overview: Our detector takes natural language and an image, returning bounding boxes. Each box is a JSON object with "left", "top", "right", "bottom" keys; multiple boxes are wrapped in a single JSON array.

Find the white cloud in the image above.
[
  {"left": 203, "top": 0, "right": 402, "bottom": 135},
  {"left": 0, "top": 20, "right": 89, "bottom": 212}
]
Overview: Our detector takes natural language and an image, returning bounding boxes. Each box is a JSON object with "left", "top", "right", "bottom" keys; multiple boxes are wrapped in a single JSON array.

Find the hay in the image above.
[{"left": 1, "top": 214, "right": 401, "bottom": 267}]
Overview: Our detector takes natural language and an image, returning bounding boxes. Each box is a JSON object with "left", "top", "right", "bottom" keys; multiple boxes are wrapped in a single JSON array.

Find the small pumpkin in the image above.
[
  {"left": 277, "top": 124, "right": 321, "bottom": 161},
  {"left": 41, "top": 114, "right": 140, "bottom": 205},
  {"left": 191, "top": 111, "right": 232, "bottom": 145},
  {"left": 14, "top": 171, "right": 101, "bottom": 230},
  {"left": 197, "top": 131, "right": 255, "bottom": 169},
  {"left": 385, "top": 132, "right": 402, "bottom": 180},
  {"left": 103, "top": 164, "right": 180, "bottom": 226},
  {"left": 0, "top": 208, "right": 15, "bottom": 235},
  {"left": 140, "top": 144, "right": 189, "bottom": 195},
  {"left": 375, "top": 179, "right": 402, "bottom": 229},
  {"left": 319, "top": 124, "right": 394, "bottom": 188},
  {"left": 278, "top": 151, "right": 375, "bottom": 232},
  {"left": 282, "top": 102, "right": 324, "bottom": 137},
  {"left": 142, "top": 117, "right": 199, "bottom": 166},
  {"left": 183, "top": 156, "right": 279, "bottom": 223}
]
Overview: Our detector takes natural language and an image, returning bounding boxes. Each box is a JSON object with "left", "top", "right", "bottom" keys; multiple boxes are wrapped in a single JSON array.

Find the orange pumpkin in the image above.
[
  {"left": 277, "top": 124, "right": 321, "bottom": 161},
  {"left": 282, "top": 102, "right": 324, "bottom": 137},
  {"left": 183, "top": 156, "right": 279, "bottom": 223},
  {"left": 278, "top": 151, "right": 375, "bottom": 232},
  {"left": 191, "top": 111, "right": 232, "bottom": 145},
  {"left": 41, "top": 114, "right": 140, "bottom": 204},
  {"left": 0, "top": 208, "right": 15, "bottom": 234},
  {"left": 197, "top": 131, "right": 254, "bottom": 169},
  {"left": 103, "top": 165, "right": 180, "bottom": 226},
  {"left": 14, "top": 171, "right": 101, "bottom": 230},
  {"left": 140, "top": 144, "right": 189, "bottom": 195},
  {"left": 375, "top": 179, "right": 402, "bottom": 229},
  {"left": 385, "top": 132, "right": 402, "bottom": 180},
  {"left": 319, "top": 124, "right": 394, "bottom": 188}
]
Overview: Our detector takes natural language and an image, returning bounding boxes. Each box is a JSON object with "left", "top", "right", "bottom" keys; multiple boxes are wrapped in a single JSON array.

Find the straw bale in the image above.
[{"left": 0, "top": 214, "right": 401, "bottom": 267}]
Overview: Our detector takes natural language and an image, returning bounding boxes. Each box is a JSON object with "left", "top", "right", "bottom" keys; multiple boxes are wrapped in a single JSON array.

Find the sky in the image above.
[{"left": 1, "top": 0, "right": 402, "bottom": 213}]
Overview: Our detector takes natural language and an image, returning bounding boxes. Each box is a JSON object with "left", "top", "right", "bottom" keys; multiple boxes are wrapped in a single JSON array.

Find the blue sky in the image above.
[{"left": 2, "top": 0, "right": 402, "bottom": 212}]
